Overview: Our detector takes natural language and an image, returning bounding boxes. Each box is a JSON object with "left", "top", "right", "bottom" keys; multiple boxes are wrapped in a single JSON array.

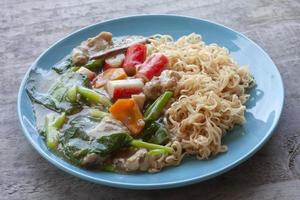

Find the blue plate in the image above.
[{"left": 18, "top": 15, "right": 284, "bottom": 189}]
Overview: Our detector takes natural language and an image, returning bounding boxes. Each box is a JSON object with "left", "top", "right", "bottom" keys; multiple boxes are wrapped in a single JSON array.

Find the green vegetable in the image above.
[
  {"left": 66, "top": 86, "right": 78, "bottom": 103},
  {"left": 63, "top": 138, "right": 104, "bottom": 164},
  {"left": 62, "top": 132, "right": 132, "bottom": 166},
  {"left": 89, "top": 109, "right": 110, "bottom": 118},
  {"left": 62, "top": 126, "right": 89, "bottom": 144},
  {"left": 52, "top": 55, "right": 74, "bottom": 74},
  {"left": 148, "top": 125, "right": 169, "bottom": 145},
  {"left": 62, "top": 131, "right": 173, "bottom": 167},
  {"left": 45, "top": 112, "right": 66, "bottom": 150},
  {"left": 69, "top": 115, "right": 101, "bottom": 130},
  {"left": 140, "top": 122, "right": 161, "bottom": 141},
  {"left": 48, "top": 72, "right": 89, "bottom": 102},
  {"left": 147, "top": 149, "right": 167, "bottom": 156},
  {"left": 26, "top": 70, "right": 88, "bottom": 114},
  {"left": 140, "top": 122, "right": 170, "bottom": 145},
  {"left": 27, "top": 87, "right": 62, "bottom": 112},
  {"left": 102, "top": 164, "right": 117, "bottom": 172},
  {"left": 97, "top": 132, "right": 133, "bottom": 156},
  {"left": 70, "top": 66, "right": 80, "bottom": 72},
  {"left": 77, "top": 86, "right": 112, "bottom": 107},
  {"left": 85, "top": 59, "right": 103, "bottom": 72},
  {"left": 144, "top": 91, "right": 173, "bottom": 122},
  {"left": 61, "top": 115, "right": 102, "bottom": 145},
  {"left": 130, "top": 140, "right": 173, "bottom": 154}
]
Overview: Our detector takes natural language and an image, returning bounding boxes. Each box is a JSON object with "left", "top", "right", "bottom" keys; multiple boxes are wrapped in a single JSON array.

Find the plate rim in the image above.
[{"left": 17, "top": 14, "right": 285, "bottom": 189}]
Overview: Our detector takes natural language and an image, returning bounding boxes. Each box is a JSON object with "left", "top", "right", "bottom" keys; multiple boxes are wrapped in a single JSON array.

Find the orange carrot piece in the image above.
[
  {"left": 109, "top": 98, "right": 145, "bottom": 135},
  {"left": 93, "top": 68, "right": 127, "bottom": 88}
]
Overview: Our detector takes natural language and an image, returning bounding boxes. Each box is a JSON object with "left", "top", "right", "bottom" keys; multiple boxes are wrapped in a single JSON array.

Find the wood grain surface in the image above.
[{"left": 1, "top": 0, "right": 300, "bottom": 199}]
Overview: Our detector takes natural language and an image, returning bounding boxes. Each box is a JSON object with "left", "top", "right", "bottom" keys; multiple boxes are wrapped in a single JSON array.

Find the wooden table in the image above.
[{"left": 1, "top": 0, "right": 300, "bottom": 199}]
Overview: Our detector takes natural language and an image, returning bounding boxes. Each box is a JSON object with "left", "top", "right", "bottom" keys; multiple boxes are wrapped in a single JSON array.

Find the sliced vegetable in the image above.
[
  {"left": 45, "top": 112, "right": 66, "bottom": 150},
  {"left": 85, "top": 59, "right": 103, "bottom": 72},
  {"left": 76, "top": 67, "right": 96, "bottom": 81},
  {"left": 140, "top": 122, "right": 160, "bottom": 141},
  {"left": 52, "top": 55, "right": 73, "bottom": 74},
  {"left": 26, "top": 71, "right": 88, "bottom": 114},
  {"left": 70, "top": 66, "right": 80, "bottom": 72},
  {"left": 136, "top": 53, "right": 168, "bottom": 81},
  {"left": 77, "top": 86, "right": 112, "bottom": 107},
  {"left": 104, "top": 53, "right": 125, "bottom": 70},
  {"left": 89, "top": 109, "right": 110, "bottom": 118},
  {"left": 93, "top": 68, "right": 127, "bottom": 88},
  {"left": 97, "top": 132, "right": 133, "bottom": 155},
  {"left": 123, "top": 44, "right": 147, "bottom": 76},
  {"left": 109, "top": 99, "right": 145, "bottom": 135},
  {"left": 147, "top": 149, "right": 167, "bottom": 156},
  {"left": 62, "top": 131, "right": 173, "bottom": 168},
  {"left": 148, "top": 125, "right": 169, "bottom": 145},
  {"left": 62, "top": 115, "right": 101, "bottom": 145},
  {"left": 66, "top": 86, "right": 78, "bottom": 103},
  {"left": 140, "top": 122, "right": 170, "bottom": 145},
  {"left": 130, "top": 140, "right": 173, "bottom": 154},
  {"left": 144, "top": 91, "right": 173, "bottom": 122},
  {"left": 62, "top": 132, "right": 132, "bottom": 166},
  {"left": 106, "top": 78, "right": 144, "bottom": 100}
]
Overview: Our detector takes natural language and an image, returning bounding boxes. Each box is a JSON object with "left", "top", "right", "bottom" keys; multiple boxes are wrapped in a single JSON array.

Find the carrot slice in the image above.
[
  {"left": 109, "top": 98, "right": 145, "bottom": 135},
  {"left": 93, "top": 68, "right": 127, "bottom": 88}
]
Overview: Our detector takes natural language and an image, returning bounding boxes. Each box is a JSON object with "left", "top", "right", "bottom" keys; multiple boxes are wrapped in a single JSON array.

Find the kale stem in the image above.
[
  {"left": 144, "top": 91, "right": 173, "bottom": 122},
  {"left": 147, "top": 149, "right": 167, "bottom": 156},
  {"left": 77, "top": 86, "right": 112, "bottom": 107},
  {"left": 89, "top": 109, "right": 110, "bottom": 118},
  {"left": 45, "top": 112, "right": 66, "bottom": 150},
  {"left": 130, "top": 139, "right": 173, "bottom": 154}
]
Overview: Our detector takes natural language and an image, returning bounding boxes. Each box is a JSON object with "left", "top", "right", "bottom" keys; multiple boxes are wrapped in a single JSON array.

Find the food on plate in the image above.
[{"left": 26, "top": 32, "right": 254, "bottom": 172}]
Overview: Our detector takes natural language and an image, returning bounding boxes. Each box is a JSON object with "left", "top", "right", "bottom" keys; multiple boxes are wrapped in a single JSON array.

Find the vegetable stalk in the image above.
[
  {"left": 89, "top": 109, "right": 110, "bottom": 118},
  {"left": 144, "top": 91, "right": 173, "bottom": 122},
  {"left": 77, "top": 86, "right": 112, "bottom": 107},
  {"left": 45, "top": 112, "right": 66, "bottom": 150},
  {"left": 85, "top": 59, "right": 103, "bottom": 72},
  {"left": 130, "top": 139, "right": 173, "bottom": 154},
  {"left": 147, "top": 149, "right": 167, "bottom": 156}
]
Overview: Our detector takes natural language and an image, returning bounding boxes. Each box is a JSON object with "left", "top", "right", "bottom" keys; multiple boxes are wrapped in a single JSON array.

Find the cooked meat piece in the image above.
[
  {"left": 71, "top": 32, "right": 113, "bottom": 66},
  {"left": 71, "top": 48, "right": 89, "bottom": 66},
  {"left": 86, "top": 116, "right": 128, "bottom": 139},
  {"left": 71, "top": 32, "right": 149, "bottom": 66},
  {"left": 143, "top": 70, "right": 181, "bottom": 100},
  {"left": 114, "top": 149, "right": 149, "bottom": 171},
  {"left": 90, "top": 36, "right": 149, "bottom": 60}
]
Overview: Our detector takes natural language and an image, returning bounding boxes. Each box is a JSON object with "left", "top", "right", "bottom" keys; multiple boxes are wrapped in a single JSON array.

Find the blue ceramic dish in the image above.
[{"left": 18, "top": 15, "right": 284, "bottom": 189}]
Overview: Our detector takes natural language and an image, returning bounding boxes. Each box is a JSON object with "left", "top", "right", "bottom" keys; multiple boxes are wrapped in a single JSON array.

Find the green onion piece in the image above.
[
  {"left": 52, "top": 112, "right": 66, "bottom": 129},
  {"left": 130, "top": 140, "right": 173, "bottom": 154},
  {"left": 77, "top": 86, "right": 112, "bottom": 107},
  {"left": 89, "top": 109, "right": 110, "bottom": 118},
  {"left": 70, "top": 66, "right": 80, "bottom": 72},
  {"left": 66, "top": 86, "right": 78, "bottom": 103},
  {"left": 147, "top": 149, "right": 167, "bottom": 156},
  {"left": 144, "top": 91, "right": 173, "bottom": 122},
  {"left": 85, "top": 59, "right": 103, "bottom": 72},
  {"left": 45, "top": 112, "right": 66, "bottom": 150},
  {"left": 46, "top": 126, "right": 60, "bottom": 150}
]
